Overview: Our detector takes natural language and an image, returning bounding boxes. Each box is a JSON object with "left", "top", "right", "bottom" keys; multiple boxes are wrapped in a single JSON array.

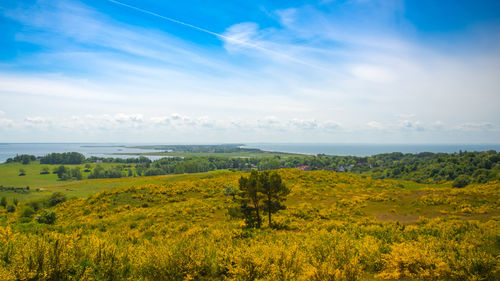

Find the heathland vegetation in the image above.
[
  {"left": 0, "top": 169, "right": 498, "bottom": 280},
  {"left": 0, "top": 149, "right": 499, "bottom": 280}
]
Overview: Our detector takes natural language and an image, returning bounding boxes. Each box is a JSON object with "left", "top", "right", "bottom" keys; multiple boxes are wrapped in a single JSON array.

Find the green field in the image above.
[
  {"left": 0, "top": 162, "right": 129, "bottom": 186},
  {"left": 0, "top": 162, "right": 138, "bottom": 201}
]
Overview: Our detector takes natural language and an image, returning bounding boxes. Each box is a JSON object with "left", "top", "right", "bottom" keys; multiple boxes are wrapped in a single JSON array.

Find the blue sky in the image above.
[{"left": 0, "top": 0, "right": 499, "bottom": 143}]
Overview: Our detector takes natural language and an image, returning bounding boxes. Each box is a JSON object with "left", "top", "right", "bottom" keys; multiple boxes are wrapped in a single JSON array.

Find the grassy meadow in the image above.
[
  {"left": 0, "top": 165, "right": 499, "bottom": 280},
  {"left": 0, "top": 162, "right": 140, "bottom": 202}
]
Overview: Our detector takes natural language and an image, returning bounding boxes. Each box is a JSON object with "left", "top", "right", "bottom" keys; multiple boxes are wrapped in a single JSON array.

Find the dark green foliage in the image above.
[
  {"left": 27, "top": 199, "right": 43, "bottom": 211},
  {"left": 6, "top": 154, "right": 36, "bottom": 164},
  {"left": 4, "top": 148, "right": 498, "bottom": 186},
  {"left": 84, "top": 163, "right": 92, "bottom": 172},
  {"left": 40, "top": 166, "right": 50, "bottom": 174},
  {"left": 54, "top": 165, "right": 81, "bottom": 180},
  {"left": 55, "top": 165, "right": 68, "bottom": 179},
  {"left": 88, "top": 165, "right": 105, "bottom": 178},
  {"left": 19, "top": 205, "right": 35, "bottom": 219},
  {"left": 6, "top": 204, "right": 15, "bottom": 212},
  {"left": 258, "top": 157, "right": 281, "bottom": 171},
  {"left": 135, "top": 156, "right": 256, "bottom": 176},
  {"left": 71, "top": 167, "right": 83, "bottom": 180},
  {"left": 239, "top": 171, "right": 264, "bottom": 228},
  {"left": 144, "top": 168, "right": 165, "bottom": 176},
  {"left": 0, "top": 196, "right": 6, "bottom": 208},
  {"left": 105, "top": 168, "right": 123, "bottom": 178},
  {"left": 13, "top": 198, "right": 19, "bottom": 206},
  {"left": 88, "top": 165, "right": 122, "bottom": 179},
  {"left": 261, "top": 172, "right": 290, "bottom": 227},
  {"left": 452, "top": 175, "right": 470, "bottom": 188},
  {"left": 36, "top": 210, "right": 57, "bottom": 224},
  {"left": 227, "top": 206, "right": 243, "bottom": 219},
  {"left": 40, "top": 152, "right": 85, "bottom": 164},
  {"left": 266, "top": 150, "right": 499, "bottom": 184},
  {"left": 18, "top": 168, "right": 26, "bottom": 176},
  {"left": 366, "top": 151, "right": 499, "bottom": 183},
  {"left": 237, "top": 171, "right": 289, "bottom": 228},
  {"left": 48, "top": 192, "right": 67, "bottom": 207},
  {"left": 223, "top": 185, "right": 240, "bottom": 200},
  {"left": 0, "top": 186, "right": 29, "bottom": 194},
  {"left": 240, "top": 202, "right": 261, "bottom": 228},
  {"left": 86, "top": 155, "right": 151, "bottom": 164}
]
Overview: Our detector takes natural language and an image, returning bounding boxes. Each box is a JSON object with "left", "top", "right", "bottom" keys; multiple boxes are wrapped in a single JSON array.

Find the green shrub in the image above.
[
  {"left": 6, "top": 205, "right": 15, "bottom": 212},
  {"left": 48, "top": 192, "right": 67, "bottom": 206},
  {"left": 19, "top": 205, "right": 35, "bottom": 219},
  {"left": 40, "top": 167, "right": 50, "bottom": 174},
  {"left": 452, "top": 175, "right": 470, "bottom": 188},
  {"left": 27, "top": 199, "right": 44, "bottom": 211},
  {"left": 36, "top": 210, "right": 57, "bottom": 224}
]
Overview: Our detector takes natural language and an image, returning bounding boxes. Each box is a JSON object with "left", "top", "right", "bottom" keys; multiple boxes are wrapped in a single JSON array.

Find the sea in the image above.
[
  {"left": 0, "top": 143, "right": 164, "bottom": 163},
  {"left": 1, "top": 143, "right": 499, "bottom": 163},
  {"left": 242, "top": 143, "right": 500, "bottom": 157}
]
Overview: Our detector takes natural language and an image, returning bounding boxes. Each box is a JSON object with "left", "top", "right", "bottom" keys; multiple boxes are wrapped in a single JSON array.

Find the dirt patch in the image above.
[{"left": 372, "top": 212, "right": 419, "bottom": 224}]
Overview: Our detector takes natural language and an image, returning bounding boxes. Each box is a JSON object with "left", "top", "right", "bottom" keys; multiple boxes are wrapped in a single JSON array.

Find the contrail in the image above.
[{"left": 107, "top": 0, "right": 328, "bottom": 72}]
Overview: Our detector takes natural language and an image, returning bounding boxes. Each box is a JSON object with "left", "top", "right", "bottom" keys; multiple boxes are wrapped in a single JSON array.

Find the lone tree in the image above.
[
  {"left": 260, "top": 171, "right": 290, "bottom": 227},
  {"left": 239, "top": 171, "right": 263, "bottom": 228},
  {"left": 237, "top": 171, "right": 289, "bottom": 228}
]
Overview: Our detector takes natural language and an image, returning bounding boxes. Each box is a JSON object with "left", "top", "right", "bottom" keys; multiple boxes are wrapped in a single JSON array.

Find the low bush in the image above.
[{"left": 35, "top": 210, "right": 57, "bottom": 224}]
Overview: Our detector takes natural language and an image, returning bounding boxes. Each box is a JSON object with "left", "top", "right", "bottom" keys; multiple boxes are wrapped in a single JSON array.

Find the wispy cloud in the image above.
[{"left": 0, "top": 0, "right": 499, "bottom": 143}]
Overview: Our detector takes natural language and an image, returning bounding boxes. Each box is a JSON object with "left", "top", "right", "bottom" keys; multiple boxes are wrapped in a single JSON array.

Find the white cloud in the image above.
[
  {"left": 455, "top": 122, "right": 496, "bottom": 131},
  {"left": 276, "top": 8, "right": 297, "bottom": 27},
  {"left": 222, "top": 22, "right": 260, "bottom": 52},
  {"left": 0, "top": 0, "right": 498, "bottom": 143},
  {"left": 367, "top": 121, "right": 384, "bottom": 130},
  {"left": 350, "top": 64, "right": 396, "bottom": 83},
  {"left": 114, "top": 113, "right": 144, "bottom": 124},
  {"left": 24, "top": 116, "right": 50, "bottom": 124},
  {"left": 288, "top": 118, "right": 319, "bottom": 130},
  {"left": 0, "top": 118, "right": 14, "bottom": 128}
]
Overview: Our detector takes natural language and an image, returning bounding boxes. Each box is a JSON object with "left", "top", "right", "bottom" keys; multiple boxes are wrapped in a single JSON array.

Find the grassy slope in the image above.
[
  {"left": 0, "top": 169, "right": 499, "bottom": 280},
  {"left": 0, "top": 162, "right": 135, "bottom": 201}
]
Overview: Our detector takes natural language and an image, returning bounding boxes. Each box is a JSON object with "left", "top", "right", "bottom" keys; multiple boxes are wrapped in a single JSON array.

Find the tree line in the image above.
[{"left": 7, "top": 150, "right": 500, "bottom": 185}]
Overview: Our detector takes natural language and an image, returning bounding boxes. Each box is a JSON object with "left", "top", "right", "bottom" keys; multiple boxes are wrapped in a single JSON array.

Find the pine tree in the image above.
[
  {"left": 237, "top": 171, "right": 289, "bottom": 228},
  {"left": 261, "top": 171, "right": 290, "bottom": 227},
  {"left": 239, "top": 171, "right": 263, "bottom": 228}
]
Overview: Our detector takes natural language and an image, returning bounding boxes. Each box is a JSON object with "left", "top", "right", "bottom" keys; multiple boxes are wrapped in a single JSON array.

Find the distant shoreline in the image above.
[{"left": 1, "top": 143, "right": 500, "bottom": 164}]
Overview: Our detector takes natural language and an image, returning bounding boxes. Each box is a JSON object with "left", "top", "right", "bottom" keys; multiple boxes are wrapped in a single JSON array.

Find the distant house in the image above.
[
  {"left": 295, "top": 165, "right": 311, "bottom": 171},
  {"left": 337, "top": 164, "right": 354, "bottom": 172}
]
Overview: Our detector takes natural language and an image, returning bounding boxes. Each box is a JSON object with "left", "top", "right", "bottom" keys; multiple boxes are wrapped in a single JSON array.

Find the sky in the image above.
[{"left": 0, "top": 0, "right": 499, "bottom": 143}]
